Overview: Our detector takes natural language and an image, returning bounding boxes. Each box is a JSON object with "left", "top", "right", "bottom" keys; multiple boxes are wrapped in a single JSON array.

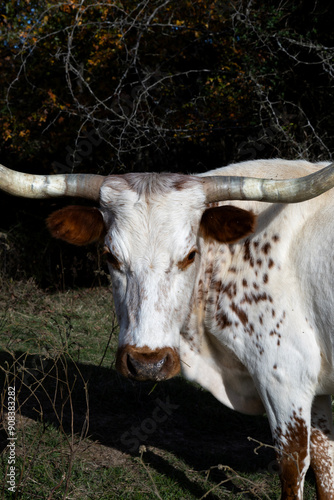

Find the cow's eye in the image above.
[
  {"left": 178, "top": 249, "right": 197, "bottom": 271},
  {"left": 187, "top": 250, "right": 197, "bottom": 263},
  {"left": 104, "top": 247, "right": 121, "bottom": 271}
]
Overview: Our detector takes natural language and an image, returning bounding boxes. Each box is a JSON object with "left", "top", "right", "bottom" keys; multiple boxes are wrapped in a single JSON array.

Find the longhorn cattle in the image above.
[{"left": 1, "top": 159, "right": 334, "bottom": 499}]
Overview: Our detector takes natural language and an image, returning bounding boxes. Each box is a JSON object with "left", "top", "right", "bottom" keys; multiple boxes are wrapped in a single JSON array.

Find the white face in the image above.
[{"left": 100, "top": 174, "right": 206, "bottom": 353}]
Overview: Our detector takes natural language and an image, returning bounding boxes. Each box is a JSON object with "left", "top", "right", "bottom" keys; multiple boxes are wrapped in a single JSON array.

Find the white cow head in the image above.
[{"left": 47, "top": 173, "right": 255, "bottom": 381}]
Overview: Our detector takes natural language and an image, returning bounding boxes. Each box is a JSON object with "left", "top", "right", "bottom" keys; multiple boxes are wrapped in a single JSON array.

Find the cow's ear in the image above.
[
  {"left": 200, "top": 205, "right": 256, "bottom": 243},
  {"left": 47, "top": 205, "right": 106, "bottom": 246}
]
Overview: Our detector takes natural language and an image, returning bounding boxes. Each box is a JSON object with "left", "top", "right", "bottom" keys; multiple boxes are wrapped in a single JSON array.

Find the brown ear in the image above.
[
  {"left": 47, "top": 205, "right": 106, "bottom": 246},
  {"left": 200, "top": 205, "right": 256, "bottom": 243}
]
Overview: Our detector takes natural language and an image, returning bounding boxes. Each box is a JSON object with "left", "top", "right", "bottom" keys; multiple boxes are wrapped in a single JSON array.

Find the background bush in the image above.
[{"left": 1, "top": 0, "right": 333, "bottom": 287}]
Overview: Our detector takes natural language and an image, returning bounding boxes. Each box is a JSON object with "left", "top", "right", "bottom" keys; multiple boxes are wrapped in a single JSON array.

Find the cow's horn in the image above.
[
  {"left": 202, "top": 162, "right": 334, "bottom": 204},
  {"left": 0, "top": 164, "right": 104, "bottom": 200}
]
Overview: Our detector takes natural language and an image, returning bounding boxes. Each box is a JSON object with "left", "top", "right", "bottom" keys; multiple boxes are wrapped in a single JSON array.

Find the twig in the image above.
[{"left": 138, "top": 446, "right": 163, "bottom": 500}]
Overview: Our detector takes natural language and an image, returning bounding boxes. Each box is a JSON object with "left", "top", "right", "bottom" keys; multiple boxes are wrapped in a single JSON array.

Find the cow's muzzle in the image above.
[{"left": 115, "top": 345, "right": 181, "bottom": 381}]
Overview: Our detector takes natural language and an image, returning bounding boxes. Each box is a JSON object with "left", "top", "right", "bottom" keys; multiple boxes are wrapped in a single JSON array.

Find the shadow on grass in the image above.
[{"left": 0, "top": 349, "right": 277, "bottom": 498}]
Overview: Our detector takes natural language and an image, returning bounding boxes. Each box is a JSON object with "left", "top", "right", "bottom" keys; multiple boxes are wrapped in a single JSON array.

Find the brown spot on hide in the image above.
[
  {"left": 243, "top": 239, "right": 254, "bottom": 267},
  {"left": 216, "top": 311, "right": 233, "bottom": 329},
  {"left": 261, "top": 242, "right": 271, "bottom": 255},
  {"left": 274, "top": 412, "right": 308, "bottom": 499},
  {"left": 241, "top": 292, "right": 268, "bottom": 305},
  {"left": 230, "top": 302, "right": 248, "bottom": 326},
  {"left": 197, "top": 279, "right": 204, "bottom": 302},
  {"left": 221, "top": 282, "right": 237, "bottom": 299},
  {"left": 255, "top": 342, "right": 264, "bottom": 354},
  {"left": 205, "top": 263, "right": 214, "bottom": 276}
]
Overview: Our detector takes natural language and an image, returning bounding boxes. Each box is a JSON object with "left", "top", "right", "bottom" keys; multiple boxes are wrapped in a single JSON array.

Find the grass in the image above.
[{"left": 0, "top": 279, "right": 318, "bottom": 499}]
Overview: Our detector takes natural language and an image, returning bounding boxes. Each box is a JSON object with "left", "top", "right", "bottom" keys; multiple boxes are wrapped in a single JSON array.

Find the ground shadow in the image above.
[{"left": 0, "top": 350, "right": 280, "bottom": 498}]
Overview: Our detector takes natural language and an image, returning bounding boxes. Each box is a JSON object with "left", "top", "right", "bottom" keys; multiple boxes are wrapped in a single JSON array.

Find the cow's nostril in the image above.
[{"left": 126, "top": 353, "right": 139, "bottom": 377}]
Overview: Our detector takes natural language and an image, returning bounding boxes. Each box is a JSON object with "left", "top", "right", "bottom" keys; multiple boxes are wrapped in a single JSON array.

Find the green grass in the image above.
[{"left": 0, "top": 280, "right": 318, "bottom": 499}]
